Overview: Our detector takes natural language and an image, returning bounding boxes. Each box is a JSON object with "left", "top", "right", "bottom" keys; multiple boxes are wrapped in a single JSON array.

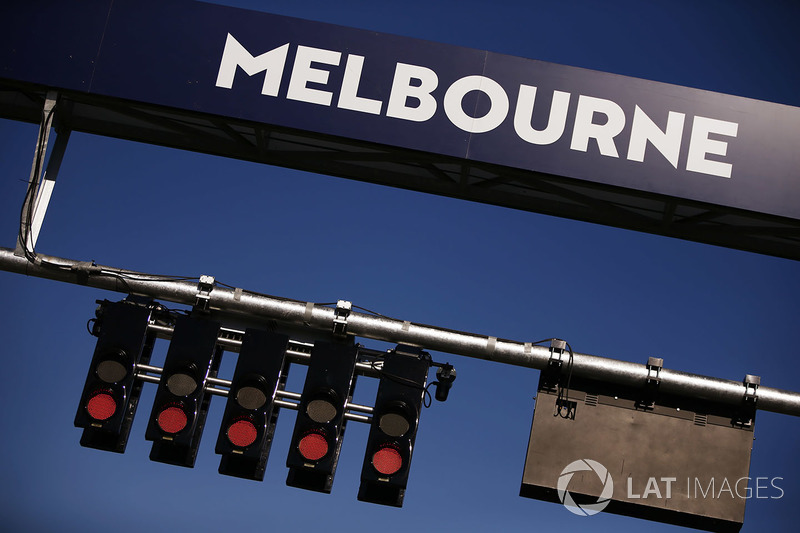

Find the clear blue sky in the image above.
[{"left": 1, "top": 1, "right": 799, "bottom": 532}]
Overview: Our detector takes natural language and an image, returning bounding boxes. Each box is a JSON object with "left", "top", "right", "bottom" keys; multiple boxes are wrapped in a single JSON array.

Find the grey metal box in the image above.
[{"left": 520, "top": 376, "right": 755, "bottom": 532}]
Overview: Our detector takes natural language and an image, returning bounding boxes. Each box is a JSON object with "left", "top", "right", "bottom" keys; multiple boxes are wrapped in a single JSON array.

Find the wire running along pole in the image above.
[{"left": 1, "top": 246, "right": 799, "bottom": 417}]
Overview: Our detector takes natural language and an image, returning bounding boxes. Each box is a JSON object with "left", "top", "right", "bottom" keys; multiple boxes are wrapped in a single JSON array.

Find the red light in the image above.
[
  {"left": 157, "top": 405, "right": 188, "bottom": 434},
  {"left": 87, "top": 391, "right": 117, "bottom": 421},
  {"left": 227, "top": 419, "right": 258, "bottom": 448},
  {"left": 373, "top": 445, "right": 403, "bottom": 475},
  {"left": 298, "top": 431, "right": 329, "bottom": 461}
]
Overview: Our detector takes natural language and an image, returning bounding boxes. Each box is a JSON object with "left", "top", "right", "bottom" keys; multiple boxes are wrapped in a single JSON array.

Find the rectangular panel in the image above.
[{"left": 520, "top": 376, "right": 755, "bottom": 532}]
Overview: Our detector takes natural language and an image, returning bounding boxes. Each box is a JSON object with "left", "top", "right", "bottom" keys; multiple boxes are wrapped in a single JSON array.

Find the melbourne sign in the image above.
[
  {"left": 216, "top": 33, "right": 738, "bottom": 181},
  {"left": 1, "top": 0, "right": 799, "bottom": 220}
]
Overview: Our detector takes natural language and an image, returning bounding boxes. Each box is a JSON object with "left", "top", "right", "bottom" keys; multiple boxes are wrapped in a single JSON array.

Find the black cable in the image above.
[
  {"left": 18, "top": 103, "right": 56, "bottom": 264},
  {"left": 15, "top": 108, "right": 206, "bottom": 292},
  {"left": 369, "top": 360, "right": 428, "bottom": 390},
  {"left": 352, "top": 305, "right": 389, "bottom": 318},
  {"left": 107, "top": 271, "right": 200, "bottom": 284},
  {"left": 531, "top": 338, "right": 559, "bottom": 347},
  {"left": 422, "top": 381, "right": 436, "bottom": 408},
  {"left": 367, "top": 356, "right": 435, "bottom": 409},
  {"left": 554, "top": 342, "right": 575, "bottom": 419},
  {"left": 563, "top": 341, "right": 575, "bottom": 403},
  {"left": 216, "top": 283, "right": 340, "bottom": 308},
  {"left": 97, "top": 271, "right": 134, "bottom": 294},
  {"left": 524, "top": 337, "right": 577, "bottom": 417}
]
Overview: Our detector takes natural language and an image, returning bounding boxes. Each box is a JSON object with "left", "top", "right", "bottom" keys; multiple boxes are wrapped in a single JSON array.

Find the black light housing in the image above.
[
  {"left": 286, "top": 340, "right": 358, "bottom": 493},
  {"left": 358, "top": 345, "right": 431, "bottom": 507},
  {"left": 215, "top": 328, "right": 288, "bottom": 480},
  {"left": 74, "top": 300, "right": 155, "bottom": 453},
  {"left": 144, "top": 315, "right": 221, "bottom": 467}
]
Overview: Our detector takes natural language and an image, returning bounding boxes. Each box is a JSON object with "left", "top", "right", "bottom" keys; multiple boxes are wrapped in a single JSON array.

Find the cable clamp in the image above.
[
  {"left": 539, "top": 339, "right": 568, "bottom": 391},
  {"left": 637, "top": 357, "right": 663, "bottom": 410},
  {"left": 332, "top": 300, "right": 351, "bottom": 337},
  {"left": 734, "top": 374, "right": 760, "bottom": 428},
  {"left": 195, "top": 275, "right": 215, "bottom": 312},
  {"left": 646, "top": 356, "right": 663, "bottom": 386},
  {"left": 743, "top": 374, "right": 760, "bottom": 405},
  {"left": 548, "top": 339, "right": 567, "bottom": 368}
]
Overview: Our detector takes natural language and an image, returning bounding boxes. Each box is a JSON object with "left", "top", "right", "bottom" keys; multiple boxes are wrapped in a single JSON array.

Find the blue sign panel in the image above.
[{"left": 1, "top": 0, "right": 798, "bottom": 220}]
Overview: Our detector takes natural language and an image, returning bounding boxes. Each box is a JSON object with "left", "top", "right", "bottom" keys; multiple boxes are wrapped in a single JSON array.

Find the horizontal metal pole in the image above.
[
  {"left": 273, "top": 399, "right": 368, "bottom": 422},
  {"left": 146, "top": 322, "right": 380, "bottom": 377},
  {"left": 134, "top": 363, "right": 373, "bottom": 422},
  {"left": 2, "top": 247, "right": 799, "bottom": 417}
]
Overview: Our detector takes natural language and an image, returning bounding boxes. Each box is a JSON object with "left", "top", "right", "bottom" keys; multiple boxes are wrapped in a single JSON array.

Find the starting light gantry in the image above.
[
  {"left": 74, "top": 297, "right": 453, "bottom": 506},
  {"left": 2, "top": 244, "right": 800, "bottom": 529}
]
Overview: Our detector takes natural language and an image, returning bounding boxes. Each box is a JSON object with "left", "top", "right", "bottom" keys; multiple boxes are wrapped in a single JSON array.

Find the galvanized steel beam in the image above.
[{"left": 2, "top": 246, "right": 798, "bottom": 417}]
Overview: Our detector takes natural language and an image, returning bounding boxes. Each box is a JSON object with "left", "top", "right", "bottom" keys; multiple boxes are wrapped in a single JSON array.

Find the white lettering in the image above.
[
  {"left": 215, "top": 33, "right": 289, "bottom": 97},
  {"left": 694, "top": 478, "right": 715, "bottom": 499},
  {"left": 627, "top": 106, "right": 685, "bottom": 168},
  {"left": 662, "top": 477, "right": 676, "bottom": 499},
  {"left": 717, "top": 478, "right": 735, "bottom": 499},
  {"left": 338, "top": 54, "right": 382, "bottom": 114},
  {"left": 444, "top": 75, "right": 509, "bottom": 133},
  {"left": 514, "top": 86, "right": 570, "bottom": 145},
  {"left": 735, "top": 477, "right": 751, "bottom": 499},
  {"left": 642, "top": 477, "right": 662, "bottom": 499},
  {"left": 686, "top": 115, "right": 738, "bottom": 178},
  {"left": 570, "top": 95, "right": 626, "bottom": 157},
  {"left": 287, "top": 45, "right": 341, "bottom": 106},
  {"left": 627, "top": 478, "right": 640, "bottom": 499},
  {"left": 771, "top": 477, "right": 784, "bottom": 499},
  {"left": 216, "top": 36, "right": 740, "bottom": 181},
  {"left": 386, "top": 63, "right": 439, "bottom": 122},
  {"left": 755, "top": 476, "right": 770, "bottom": 499}
]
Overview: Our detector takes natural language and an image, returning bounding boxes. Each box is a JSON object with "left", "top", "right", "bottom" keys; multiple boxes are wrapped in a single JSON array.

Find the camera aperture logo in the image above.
[{"left": 557, "top": 459, "right": 614, "bottom": 516}]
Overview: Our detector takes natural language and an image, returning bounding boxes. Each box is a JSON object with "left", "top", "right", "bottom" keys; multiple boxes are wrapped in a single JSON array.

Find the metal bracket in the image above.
[
  {"left": 332, "top": 300, "right": 351, "bottom": 337},
  {"left": 540, "top": 339, "right": 567, "bottom": 390},
  {"left": 637, "top": 356, "right": 663, "bottom": 410},
  {"left": 15, "top": 90, "right": 72, "bottom": 258},
  {"left": 743, "top": 374, "right": 760, "bottom": 403},
  {"left": 646, "top": 357, "right": 663, "bottom": 385},
  {"left": 194, "top": 275, "right": 215, "bottom": 312},
  {"left": 734, "top": 374, "right": 760, "bottom": 428},
  {"left": 548, "top": 339, "right": 566, "bottom": 364}
]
